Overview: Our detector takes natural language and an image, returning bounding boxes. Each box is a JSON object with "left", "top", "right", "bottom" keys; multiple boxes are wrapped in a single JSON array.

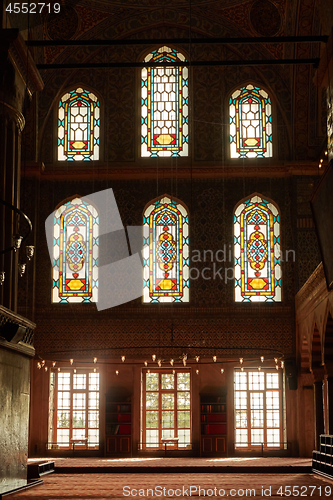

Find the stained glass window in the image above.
[
  {"left": 230, "top": 84, "right": 272, "bottom": 159},
  {"left": 58, "top": 87, "right": 100, "bottom": 161},
  {"left": 52, "top": 198, "right": 98, "bottom": 303},
  {"left": 234, "top": 194, "right": 281, "bottom": 302},
  {"left": 143, "top": 195, "right": 189, "bottom": 303},
  {"left": 141, "top": 46, "right": 189, "bottom": 157}
]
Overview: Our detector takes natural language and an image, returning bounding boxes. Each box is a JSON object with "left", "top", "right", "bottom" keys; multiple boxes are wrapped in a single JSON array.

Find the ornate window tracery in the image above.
[
  {"left": 230, "top": 84, "right": 272, "bottom": 159},
  {"left": 52, "top": 197, "right": 98, "bottom": 303},
  {"left": 141, "top": 46, "right": 189, "bottom": 157},
  {"left": 58, "top": 87, "right": 100, "bottom": 161},
  {"left": 143, "top": 195, "right": 189, "bottom": 303},
  {"left": 234, "top": 194, "right": 281, "bottom": 302}
]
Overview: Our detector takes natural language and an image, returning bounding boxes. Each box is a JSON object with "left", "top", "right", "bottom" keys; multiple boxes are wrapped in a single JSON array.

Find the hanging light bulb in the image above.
[
  {"left": 152, "top": 354, "right": 156, "bottom": 362},
  {"left": 260, "top": 356, "right": 264, "bottom": 363},
  {"left": 58, "top": 367, "right": 61, "bottom": 372},
  {"left": 41, "top": 360, "right": 45, "bottom": 367},
  {"left": 52, "top": 362, "right": 56, "bottom": 367},
  {"left": 281, "top": 360, "right": 284, "bottom": 369},
  {"left": 258, "top": 366, "right": 261, "bottom": 371},
  {"left": 183, "top": 358, "right": 187, "bottom": 367},
  {"left": 74, "top": 368, "right": 77, "bottom": 373},
  {"left": 274, "top": 358, "right": 278, "bottom": 364},
  {"left": 241, "top": 366, "right": 244, "bottom": 372},
  {"left": 221, "top": 368, "right": 224, "bottom": 374},
  {"left": 18, "top": 263, "right": 26, "bottom": 277},
  {"left": 0, "top": 272, "right": 5, "bottom": 285},
  {"left": 157, "top": 359, "right": 162, "bottom": 367},
  {"left": 37, "top": 362, "right": 41, "bottom": 369},
  {"left": 70, "top": 359, "right": 73, "bottom": 365},
  {"left": 94, "top": 368, "right": 97, "bottom": 373},
  {"left": 147, "top": 369, "right": 150, "bottom": 374},
  {"left": 275, "top": 365, "right": 279, "bottom": 370},
  {"left": 170, "top": 359, "right": 174, "bottom": 366},
  {"left": 196, "top": 369, "right": 199, "bottom": 375},
  {"left": 93, "top": 357, "right": 97, "bottom": 363},
  {"left": 13, "top": 235, "right": 23, "bottom": 252},
  {"left": 144, "top": 361, "right": 148, "bottom": 367},
  {"left": 239, "top": 358, "right": 243, "bottom": 364},
  {"left": 195, "top": 356, "right": 200, "bottom": 362},
  {"left": 26, "top": 245, "right": 35, "bottom": 260},
  {"left": 121, "top": 356, "right": 126, "bottom": 362},
  {"left": 115, "top": 370, "right": 119, "bottom": 375},
  {"left": 213, "top": 355, "right": 217, "bottom": 362},
  {"left": 45, "top": 366, "right": 48, "bottom": 372}
]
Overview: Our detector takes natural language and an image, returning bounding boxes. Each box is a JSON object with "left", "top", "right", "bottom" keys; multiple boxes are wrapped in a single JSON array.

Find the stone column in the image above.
[
  {"left": 325, "top": 364, "right": 333, "bottom": 436},
  {"left": 0, "top": 29, "right": 43, "bottom": 312},
  {"left": 315, "top": 28, "right": 333, "bottom": 162},
  {"left": 313, "top": 368, "right": 326, "bottom": 450}
]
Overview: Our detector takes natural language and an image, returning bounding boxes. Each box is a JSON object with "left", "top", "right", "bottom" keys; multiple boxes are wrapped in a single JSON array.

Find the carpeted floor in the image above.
[
  {"left": 8, "top": 471, "right": 333, "bottom": 499},
  {"left": 28, "top": 457, "right": 312, "bottom": 468}
]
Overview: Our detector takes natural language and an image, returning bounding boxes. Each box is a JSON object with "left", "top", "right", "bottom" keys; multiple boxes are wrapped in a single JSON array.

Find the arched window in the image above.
[
  {"left": 52, "top": 197, "right": 98, "bottom": 303},
  {"left": 141, "top": 46, "right": 189, "bottom": 157},
  {"left": 143, "top": 195, "right": 189, "bottom": 303},
  {"left": 58, "top": 87, "right": 100, "bottom": 161},
  {"left": 234, "top": 194, "right": 281, "bottom": 302},
  {"left": 229, "top": 84, "right": 272, "bottom": 159}
]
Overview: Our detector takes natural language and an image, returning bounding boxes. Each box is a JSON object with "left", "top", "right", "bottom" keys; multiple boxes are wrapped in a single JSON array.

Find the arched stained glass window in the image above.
[
  {"left": 58, "top": 87, "right": 100, "bottom": 161},
  {"left": 52, "top": 198, "right": 98, "bottom": 303},
  {"left": 230, "top": 84, "right": 272, "bottom": 159},
  {"left": 141, "top": 46, "right": 189, "bottom": 157},
  {"left": 234, "top": 194, "right": 281, "bottom": 302},
  {"left": 143, "top": 195, "right": 189, "bottom": 303}
]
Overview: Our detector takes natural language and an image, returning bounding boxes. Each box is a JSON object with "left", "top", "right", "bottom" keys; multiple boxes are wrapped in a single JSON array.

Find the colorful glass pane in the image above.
[
  {"left": 52, "top": 198, "right": 98, "bottom": 303},
  {"left": 143, "top": 196, "right": 189, "bottom": 303},
  {"left": 141, "top": 46, "right": 189, "bottom": 157},
  {"left": 234, "top": 194, "right": 281, "bottom": 302},
  {"left": 58, "top": 87, "right": 100, "bottom": 161},
  {"left": 230, "top": 84, "right": 272, "bottom": 159}
]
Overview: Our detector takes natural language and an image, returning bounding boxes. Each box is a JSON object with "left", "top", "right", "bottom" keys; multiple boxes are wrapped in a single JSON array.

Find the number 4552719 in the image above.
[{"left": 6, "top": 3, "right": 61, "bottom": 14}]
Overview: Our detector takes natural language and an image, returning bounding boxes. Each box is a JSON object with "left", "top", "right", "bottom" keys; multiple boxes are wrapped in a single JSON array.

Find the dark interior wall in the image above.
[
  {"left": 29, "top": 360, "right": 301, "bottom": 457},
  {"left": 0, "top": 346, "right": 30, "bottom": 486},
  {"left": 18, "top": 173, "right": 319, "bottom": 363},
  {"left": 38, "top": 51, "right": 293, "bottom": 166}
]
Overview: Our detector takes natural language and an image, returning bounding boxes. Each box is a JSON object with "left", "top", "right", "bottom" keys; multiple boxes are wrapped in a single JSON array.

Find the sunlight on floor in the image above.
[
  {"left": 103, "top": 458, "right": 163, "bottom": 462},
  {"left": 208, "top": 457, "right": 262, "bottom": 462}
]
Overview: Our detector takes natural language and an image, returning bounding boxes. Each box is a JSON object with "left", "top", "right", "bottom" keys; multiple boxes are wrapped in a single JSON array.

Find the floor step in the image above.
[
  {"left": 54, "top": 465, "right": 312, "bottom": 474},
  {"left": 28, "top": 461, "right": 55, "bottom": 479}
]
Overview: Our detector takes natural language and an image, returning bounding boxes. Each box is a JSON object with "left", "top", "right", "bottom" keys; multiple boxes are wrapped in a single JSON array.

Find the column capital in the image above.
[{"left": 0, "top": 29, "right": 43, "bottom": 114}]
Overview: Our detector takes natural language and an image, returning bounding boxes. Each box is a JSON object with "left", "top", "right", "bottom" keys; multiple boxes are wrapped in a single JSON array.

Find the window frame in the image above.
[
  {"left": 234, "top": 368, "right": 284, "bottom": 450},
  {"left": 55, "top": 84, "right": 103, "bottom": 164},
  {"left": 234, "top": 193, "right": 282, "bottom": 303},
  {"left": 140, "top": 45, "right": 189, "bottom": 159},
  {"left": 227, "top": 82, "right": 275, "bottom": 162},
  {"left": 49, "top": 369, "right": 100, "bottom": 450},
  {"left": 141, "top": 369, "right": 191, "bottom": 450},
  {"left": 142, "top": 194, "right": 190, "bottom": 304},
  {"left": 51, "top": 196, "right": 99, "bottom": 304}
]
